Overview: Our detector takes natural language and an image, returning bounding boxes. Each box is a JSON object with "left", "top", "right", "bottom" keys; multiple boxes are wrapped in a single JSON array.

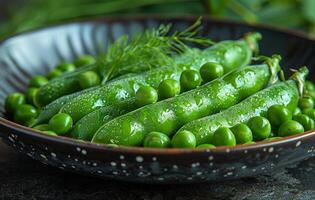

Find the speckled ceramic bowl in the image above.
[{"left": 1, "top": 16, "right": 315, "bottom": 184}]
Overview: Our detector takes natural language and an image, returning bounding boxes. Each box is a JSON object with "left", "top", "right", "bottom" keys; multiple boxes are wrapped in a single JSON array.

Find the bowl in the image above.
[{"left": 0, "top": 16, "right": 315, "bottom": 184}]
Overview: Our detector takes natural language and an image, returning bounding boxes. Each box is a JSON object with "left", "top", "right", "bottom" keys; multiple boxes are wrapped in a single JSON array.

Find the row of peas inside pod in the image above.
[{"left": 4, "top": 55, "right": 96, "bottom": 136}]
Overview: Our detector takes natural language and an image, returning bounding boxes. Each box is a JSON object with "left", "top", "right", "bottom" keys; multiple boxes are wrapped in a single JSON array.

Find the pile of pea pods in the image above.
[{"left": 5, "top": 25, "right": 315, "bottom": 149}]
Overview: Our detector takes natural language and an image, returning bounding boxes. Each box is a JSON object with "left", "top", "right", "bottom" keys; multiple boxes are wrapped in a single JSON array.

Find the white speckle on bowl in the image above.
[
  {"left": 119, "top": 155, "right": 125, "bottom": 160},
  {"left": 8, "top": 136, "right": 15, "bottom": 143},
  {"left": 212, "top": 169, "right": 217, "bottom": 173},
  {"left": 275, "top": 154, "right": 279, "bottom": 158},
  {"left": 261, "top": 167, "right": 265, "bottom": 170},
  {"left": 122, "top": 170, "right": 127, "bottom": 173},
  {"left": 173, "top": 165, "right": 178, "bottom": 170},
  {"left": 191, "top": 162, "right": 200, "bottom": 168},
  {"left": 92, "top": 163, "right": 98, "bottom": 167},
  {"left": 252, "top": 169, "right": 256, "bottom": 172},
  {"left": 97, "top": 170, "right": 103, "bottom": 174},
  {"left": 209, "top": 162, "right": 213, "bottom": 166},
  {"left": 113, "top": 171, "right": 118, "bottom": 175},
  {"left": 121, "top": 163, "right": 126, "bottom": 167},
  {"left": 244, "top": 150, "right": 248, "bottom": 154},
  {"left": 51, "top": 152, "right": 56, "bottom": 157},
  {"left": 226, "top": 148, "right": 230, "bottom": 153},
  {"left": 241, "top": 165, "right": 247, "bottom": 169},
  {"left": 82, "top": 161, "right": 87, "bottom": 165},
  {"left": 196, "top": 171, "right": 203, "bottom": 175},
  {"left": 157, "top": 177, "right": 164, "bottom": 181},
  {"left": 152, "top": 157, "right": 157, "bottom": 161},
  {"left": 136, "top": 156, "right": 144, "bottom": 162},
  {"left": 67, "top": 155, "right": 71, "bottom": 158},
  {"left": 71, "top": 165, "right": 76, "bottom": 169},
  {"left": 208, "top": 156, "right": 214, "bottom": 161},
  {"left": 268, "top": 147, "right": 274, "bottom": 153},
  {"left": 163, "top": 168, "right": 168, "bottom": 172},
  {"left": 187, "top": 177, "right": 193, "bottom": 180},
  {"left": 81, "top": 149, "right": 87, "bottom": 155},
  {"left": 139, "top": 165, "right": 143, "bottom": 169},
  {"left": 74, "top": 158, "right": 79, "bottom": 162},
  {"left": 263, "top": 148, "right": 267, "bottom": 152},
  {"left": 110, "top": 161, "right": 117, "bottom": 167},
  {"left": 62, "top": 164, "right": 66, "bottom": 167},
  {"left": 40, "top": 154, "right": 47, "bottom": 160},
  {"left": 296, "top": 141, "right": 301, "bottom": 147},
  {"left": 76, "top": 147, "right": 81, "bottom": 152}
]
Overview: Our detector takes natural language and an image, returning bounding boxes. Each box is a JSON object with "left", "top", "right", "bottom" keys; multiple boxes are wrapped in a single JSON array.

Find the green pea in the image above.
[
  {"left": 135, "top": 86, "right": 158, "bottom": 107},
  {"left": 5, "top": 93, "right": 26, "bottom": 114},
  {"left": 42, "top": 131, "right": 58, "bottom": 136},
  {"left": 26, "top": 88, "right": 38, "bottom": 106},
  {"left": 212, "top": 127, "right": 236, "bottom": 146},
  {"left": 180, "top": 69, "right": 201, "bottom": 91},
  {"left": 14, "top": 104, "right": 38, "bottom": 125},
  {"left": 79, "top": 71, "right": 101, "bottom": 89},
  {"left": 171, "top": 130, "right": 196, "bottom": 148},
  {"left": 293, "top": 107, "right": 302, "bottom": 116},
  {"left": 199, "top": 62, "right": 224, "bottom": 83},
  {"left": 264, "top": 137, "right": 282, "bottom": 141},
  {"left": 305, "top": 80, "right": 315, "bottom": 92},
  {"left": 143, "top": 132, "right": 170, "bottom": 148},
  {"left": 248, "top": 116, "right": 271, "bottom": 140},
  {"left": 29, "top": 76, "right": 48, "bottom": 88},
  {"left": 302, "top": 108, "right": 315, "bottom": 120},
  {"left": 243, "top": 141, "right": 256, "bottom": 145},
  {"left": 74, "top": 55, "right": 96, "bottom": 67},
  {"left": 106, "top": 144, "right": 119, "bottom": 148},
  {"left": 33, "top": 124, "right": 49, "bottom": 131},
  {"left": 56, "top": 63, "right": 76, "bottom": 72},
  {"left": 299, "top": 96, "right": 314, "bottom": 110},
  {"left": 230, "top": 123, "right": 253, "bottom": 144},
  {"left": 267, "top": 105, "right": 292, "bottom": 126},
  {"left": 293, "top": 114, "right": 315, "bottom": 131},
  {"left": 278, "top": 120, "right": 304, "bottom": 137},
  {"left": 48, "top": 113, "right": 73, "bottom": 135},
  {"left": 158, "top": 79, "right": 180, "bottom": 100},
  {"left": 47, "top": 69, "right": 63, "bottom": 80},
  {"left": 196, "top": 144, "right": 216, "bottom": 149}
]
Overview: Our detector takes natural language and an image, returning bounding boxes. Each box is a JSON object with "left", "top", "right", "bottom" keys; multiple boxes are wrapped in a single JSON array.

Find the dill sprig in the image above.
[{"left": 99, "top": 18, "right": 214, "bottom": 83}]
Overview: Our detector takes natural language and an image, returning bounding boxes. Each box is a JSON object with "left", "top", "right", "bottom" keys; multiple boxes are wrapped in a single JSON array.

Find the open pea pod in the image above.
[
  {"left": 61, "top": 32, "right": 260, "bottom": 122},
  {"left": 177, "top": 67, "right": 307, "bottom": 145},
  {"left": 91, "top": 55, "right": 281, "bottom": 146}
]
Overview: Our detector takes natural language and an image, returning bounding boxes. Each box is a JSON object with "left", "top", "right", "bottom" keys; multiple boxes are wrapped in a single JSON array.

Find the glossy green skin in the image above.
[
  {"left": 5, "top": 93, "right": 26, "bottom": 114},
  {"left": 34, "top": 86, "right": 100, "bottom": 125},
  {"left": 298, "top": 96, "right": 314, "bottom": 110},
  {"left": 33, "top": 124, "right": 49, "bottom": 131},
  {"left": 143, "top": 132, "right": 171, "bottom": 148},
  {"left": 196, "top": 144, "right": 216, "bottom": 148},
  {"left": 61, "top": 36, "right": 254, "bottom": 123},
  {"left": 302, "top": 108, "right": 315, "bottom": 120},
  {"left": 199, "top": 62, "right": 224, "bottom": 82},
  {"left": 29, "top": 76, "right": 49, "bottom": 88},
  {"left": 35, "top": 64, "right": 98, "bottom": 107},
  {"left": 305, "top": 80, "right": 315, "bottom": 92},
  {"left": 158, "top": 79, "right": 181, "bottom": 99},
  {"left": 171, "top": 130, "right": 196, "bottom": 148},
  {"left": 26, "top": 88, "right": 39, "bottom": 106},
  {"left": 248, "top": 116, "right": 271, "bottom": 140},
  {"left": 74, "top": 55, "right": 96, "bottom": 67},
  {"left": 135, "top": 86, "right": 158, "bottom": 107},
  {"left": 293, "top": 114, "right": 315, "bottom": 131},
  {"left": 71, "top": 98, "right": 138, "bottom": 141},
  {"left": 267, "top": 105, "right": 292, "bottom": 126},
  {"left": 47, "top": 69, "right": 63, "bottom": 80},
  {"left": 48, "top": 113, "right": 73, "bottom": 135},
  {"left": 264, "top": 137, "right": 282, "bottom": 141},
  {"left": 14, "top": 104, "right": 38, "bottom": 125},
  {"left": 212, "top": 127, "right": 236, "bottom": 146},
  {"left": 278, "top": 120, "right": 304, "bottom": 137},
  {"left": 293, "top": 107, "right": 302, "bottom": 116},
  {"left": 42, "top": 131, "right": 57, "bottom": 136},
  {"left": 92, "top": 64, "right": 270, "bottom": 146},
  {"left": 180, "top": 70, "right": 201, "bottom": 91},
  {"left": 56, "top": 63, "right": 76, "bottom": 72},
  {"left": 79, "top": 71, "right": 101, "bottom": 89},
  {"left": 179, "top": 81, "right": 299, "bottom": 145},
  {"left": 230, "top": 123, "right": 253, "bottom": 144}
]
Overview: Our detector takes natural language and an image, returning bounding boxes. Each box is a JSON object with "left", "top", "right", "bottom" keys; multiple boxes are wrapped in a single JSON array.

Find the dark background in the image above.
[{"left": 2, "top": 1, "right": 315, "bottom": 199}]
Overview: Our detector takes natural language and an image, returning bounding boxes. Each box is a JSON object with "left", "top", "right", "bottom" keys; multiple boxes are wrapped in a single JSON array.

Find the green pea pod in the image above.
[
  {"left": 61, "top": 33, "right": 260, "bottom": 122},
  {"left": 70, "top": 98, "right": 137, "bottom": 141},
  {"left": 91, "top": 55, "right": 280, "bottom": 146},
  {"left": 33, "top": 86, "right": 100, "bottom": 125},
  {"left": 35, "top": 64, "right": 98, "bottom": 107},
  {"left": 177, "top": 67, "right": 307, "bottom": 145}
]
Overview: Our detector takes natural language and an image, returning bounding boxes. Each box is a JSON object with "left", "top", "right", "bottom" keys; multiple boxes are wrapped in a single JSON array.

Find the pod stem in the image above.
[
  {"left": 255, "top": 54, "right": 281, "bottom": 85},
  {"left": 289, "top": 66, "right": 309, "bottom": 97},
  {"left": 244, "top": 32, "right": 262, "bottom": 55}
]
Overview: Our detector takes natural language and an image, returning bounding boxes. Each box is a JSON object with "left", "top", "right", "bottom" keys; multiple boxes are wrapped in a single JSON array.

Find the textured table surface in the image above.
[{"left": 1, "top": 141, "right": 315, "bottom": 200}]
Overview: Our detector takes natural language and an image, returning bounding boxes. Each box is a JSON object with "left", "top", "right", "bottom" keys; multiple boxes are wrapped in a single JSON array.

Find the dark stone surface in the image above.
[{"left": 1, "top": 141, "right": 315, "bottom": 200}]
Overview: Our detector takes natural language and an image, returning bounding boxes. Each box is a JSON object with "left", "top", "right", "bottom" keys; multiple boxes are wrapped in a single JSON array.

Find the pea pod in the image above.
[
  {"left": 70, "top": 98, "right": 137, "bottom": 141},
  {"left": 61, "top": 33, "right": 260, "bottom": 122},
  {"left": 92, "top": 55, "right": 280, "bottom": 146},
  {"left": 177, "top": 67, "right": 307, "bottom": 145},
  {"left": 35, "top": 64, "right": 98, "bottom": 107}
]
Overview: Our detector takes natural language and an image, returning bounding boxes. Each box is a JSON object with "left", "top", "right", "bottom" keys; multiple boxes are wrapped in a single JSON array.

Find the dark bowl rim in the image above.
[{"left": 1, "top": 15, "right": 315, "bottom": 155}]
